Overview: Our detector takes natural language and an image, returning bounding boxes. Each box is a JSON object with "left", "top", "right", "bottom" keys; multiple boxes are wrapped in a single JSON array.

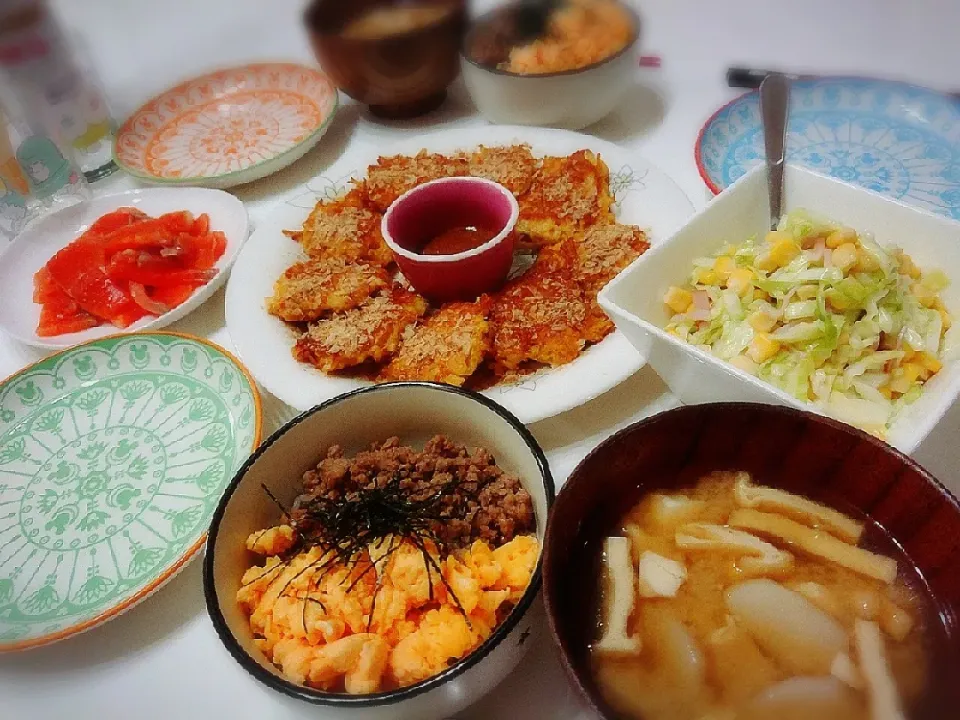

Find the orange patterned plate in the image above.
[{"left": 114, "top": 63, "right": 339, "bottom": 189}]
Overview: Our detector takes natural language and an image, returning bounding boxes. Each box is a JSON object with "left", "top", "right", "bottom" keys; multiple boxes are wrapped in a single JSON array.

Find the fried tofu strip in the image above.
[
  {"left": 594, "top": 536, "right": 641, "bottom": 655},
  {"left": 675, "top": 523, "right": 793, "bottom": 575},
  {"left": 729, "top": 508, "right": 898, "bottom": 584},
  {"left": 734, "top": 473, "right": 865, "bottom": 543}
]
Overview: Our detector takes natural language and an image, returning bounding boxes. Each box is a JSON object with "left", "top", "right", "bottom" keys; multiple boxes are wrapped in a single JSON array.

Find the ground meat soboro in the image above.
[{"left": 292, "top": 436, "right": 535, "bottom": 549}]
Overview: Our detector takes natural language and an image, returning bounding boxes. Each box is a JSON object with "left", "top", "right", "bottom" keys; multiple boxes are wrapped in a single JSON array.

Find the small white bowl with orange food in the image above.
[
  {"left": 461, "top": 0, "right": 641, "bottom": 130},
  {"left": 598, "top": 163, "right": 960, "bottom": 453},
  {"left": 202, "top": 382, "right": 553, "bottom": 720}
]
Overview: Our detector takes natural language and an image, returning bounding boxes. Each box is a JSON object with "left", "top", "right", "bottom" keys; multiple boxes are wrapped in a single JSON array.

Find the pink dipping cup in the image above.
[{"left": 381, "top": 176, "right": 520, "bottom": 302}]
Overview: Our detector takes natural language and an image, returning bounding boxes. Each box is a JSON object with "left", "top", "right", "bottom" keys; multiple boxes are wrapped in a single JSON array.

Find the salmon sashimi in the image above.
[
  {"left": 45, "top": 240, "right": 148, "bottom": 328},
  {"left": 35, "top": 268, "right": 100, "bottom": 337},
  {"left": 34, "top": 210, "right": 227, "bottom": 336}
]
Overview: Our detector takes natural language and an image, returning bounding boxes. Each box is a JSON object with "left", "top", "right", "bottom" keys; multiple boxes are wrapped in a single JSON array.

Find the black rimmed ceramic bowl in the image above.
[
  {"left": 203, "top": 382, "right": 554, "bottom": 720},
  {"left": 542, "top": 403, "right": 960, "bottom": 720}
]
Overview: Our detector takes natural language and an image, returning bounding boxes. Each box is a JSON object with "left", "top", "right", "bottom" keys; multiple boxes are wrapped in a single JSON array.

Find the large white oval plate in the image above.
[
  {"left": 0, "top": 188, "right": 250, "bottom": 349},
  {"left": 225, "top": 126, "right": 694, "bottom": 424}
]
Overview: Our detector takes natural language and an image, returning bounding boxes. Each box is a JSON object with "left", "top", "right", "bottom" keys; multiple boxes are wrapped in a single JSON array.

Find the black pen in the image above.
[{"left": 726, "top": 66, "right": 960, "bottom": 100}]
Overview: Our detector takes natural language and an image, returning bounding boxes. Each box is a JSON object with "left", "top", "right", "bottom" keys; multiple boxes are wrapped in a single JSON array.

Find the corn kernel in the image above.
[
  {"left": 878, "top": 384, "right": 893, "bottom": 400},
  {"left": 901, "top": 362, "right": 925, "bottom": 384},
  {"left": 889, "top": 371, "right": 916, "bottom": 395},
  {"left": 726, "top": 268, "right": 754, "bottom": 295},
  {"left": 664, "top": 286, "right": 693, "bottom": 314},
  {"left": 918, "top": 352, "right": 943, "bottom": 375},
  {"left": 729, "top": 355, "right": 758, "bottom": 375},
  {"left": 826, "top": 228, "right": 857, "bottom": 248},
  {"left": 757, "top": 238, "right": 801, "bottom": 271},
  {"left": 896, "top": 251, "right": 922, "bottom": 280},
  {"left": 765, "top": 230, "right": 793, "bottom": 245},
  {"left": 796, "top": 285, "right": 818, "bottom": 300},
  {"left": 832, "top": 243, "right": 859, "bottom": 271},
  {"left": 826, "top": 292, "right": 852, "bottom": 311},
  {"left": 713, "top": 256, "right": 737, "bottom": 282},
  {"left": 693, "top": 268, "right": 719, "bottom": 285},
  {"left": 855, "top": 249, "right": 881, "bottom": 273},
  {"left": 746, "top": 333, "right": 780, "bottom": 363},
  {"left": 748, "top": 309, "right": 777, "bottom": 333},
  {"left": 934, "top": 299, "right": 952, "bottom": 330},
  {"left": 911, "top": 282, "right": 938, "bottom": 309}
]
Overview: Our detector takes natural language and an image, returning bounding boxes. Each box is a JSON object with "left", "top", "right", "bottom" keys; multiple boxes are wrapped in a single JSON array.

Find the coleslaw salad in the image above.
[{"left": 663, "top": 210, "right": 952, "bottom": 437}]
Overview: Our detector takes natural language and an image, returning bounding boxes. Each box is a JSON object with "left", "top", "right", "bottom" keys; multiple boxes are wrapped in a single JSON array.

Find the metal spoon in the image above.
[{"left": 760, "top": 73, "right": 790, "bottom": 230}]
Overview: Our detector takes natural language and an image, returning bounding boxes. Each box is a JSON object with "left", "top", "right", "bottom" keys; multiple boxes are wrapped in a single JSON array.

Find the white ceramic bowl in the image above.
[
  {"left": 599, "top": 164, "right": 960, "bottom": 453},
  {"left": 203, "top": 382, "right": 554, "bottom": 720},
  {"left": 461, "top": 5, "right": 640, "bottom": 130}
]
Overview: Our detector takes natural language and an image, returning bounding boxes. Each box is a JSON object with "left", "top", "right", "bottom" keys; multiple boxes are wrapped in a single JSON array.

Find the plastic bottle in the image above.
[{"left": 0, "top": 0, "right": 118, "bottom": 182}]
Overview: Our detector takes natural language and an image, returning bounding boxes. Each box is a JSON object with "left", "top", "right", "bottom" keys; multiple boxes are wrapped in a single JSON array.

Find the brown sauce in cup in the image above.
[{"left": 419, "top": 224, "right": 499, "bottom": 256}]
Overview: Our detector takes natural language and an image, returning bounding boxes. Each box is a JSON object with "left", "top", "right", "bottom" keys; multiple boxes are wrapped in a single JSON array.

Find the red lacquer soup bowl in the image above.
[
  {"left": 381, "top": 176, "right": 519, "bottom": 303},
  {"left": 542, "top": 402, "right": 960, "bottom": 720}
]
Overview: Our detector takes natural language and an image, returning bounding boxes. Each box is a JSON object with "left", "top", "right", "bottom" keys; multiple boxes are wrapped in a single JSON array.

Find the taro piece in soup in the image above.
[{"left": 589, "top": 471, "right": 935, "bottom": 720}]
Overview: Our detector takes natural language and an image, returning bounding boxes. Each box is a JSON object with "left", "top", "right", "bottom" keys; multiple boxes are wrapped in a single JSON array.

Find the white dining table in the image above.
[{"left": 2, "top": 0, "right": 958, "bottom": 718}]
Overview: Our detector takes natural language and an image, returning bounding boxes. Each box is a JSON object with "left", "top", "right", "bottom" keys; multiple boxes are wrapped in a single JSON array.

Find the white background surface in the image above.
[{"left": 1, "top": 1, "right": 958, "bottom": 718}]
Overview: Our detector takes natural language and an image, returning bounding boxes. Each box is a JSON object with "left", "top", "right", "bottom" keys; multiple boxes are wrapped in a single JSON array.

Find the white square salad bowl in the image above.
[{"left": 599, "top": 163, "right": 960, "bottom": 454}]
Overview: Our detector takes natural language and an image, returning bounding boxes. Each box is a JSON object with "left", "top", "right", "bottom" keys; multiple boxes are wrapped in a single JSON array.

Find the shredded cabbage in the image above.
[{"left": 664, "top": 210, "right": 952, "bottom": 437}]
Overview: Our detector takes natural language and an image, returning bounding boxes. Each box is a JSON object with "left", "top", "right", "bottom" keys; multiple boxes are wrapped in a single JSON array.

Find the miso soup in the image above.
[{"left": 590, "top": 472, "right": 936, "bottom": 720}]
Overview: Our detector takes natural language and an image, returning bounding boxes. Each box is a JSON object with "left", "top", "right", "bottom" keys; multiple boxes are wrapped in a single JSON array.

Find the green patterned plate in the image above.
[{"left": 0, "top": 332, "right": 261, "bottom": 651}]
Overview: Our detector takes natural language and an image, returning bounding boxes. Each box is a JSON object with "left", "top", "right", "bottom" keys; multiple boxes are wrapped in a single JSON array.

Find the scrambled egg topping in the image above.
[{"left": 237, "top": 529, "right": 538, "bottom": 692}]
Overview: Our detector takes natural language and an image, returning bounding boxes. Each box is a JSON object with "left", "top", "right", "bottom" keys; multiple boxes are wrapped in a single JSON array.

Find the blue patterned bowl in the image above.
[{"left": 696, "top": 78, "right": 960, "bottom": 220}]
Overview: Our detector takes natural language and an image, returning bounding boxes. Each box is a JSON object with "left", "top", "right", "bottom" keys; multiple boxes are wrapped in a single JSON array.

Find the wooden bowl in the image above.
[
  {"left": 304, "top": 0, "right": 467, "bottom": 119},
  {"left": 542, "top": 402, "right": 960, "bottom": 719}
]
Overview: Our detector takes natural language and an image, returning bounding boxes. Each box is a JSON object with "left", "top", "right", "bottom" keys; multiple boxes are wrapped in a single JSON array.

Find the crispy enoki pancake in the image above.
[
  {"left": 294, "top": 288, "right": 428, "bottom": 372},
  {"left": 516, "top": 150, "right": 615, "bottom": 246},
  {"left": 380, "top": 296, "right": 492, "bottom": 386},
  {"left": 574, "top": 223, "right": 650, "bottom": 342},
  {"left": 465, "top": 144, "right": 539, "bottom": 197},
  {"left": 365, "top": 151, "right": 468, "bottom": 212},
  {"left": 491, "top": 240, "right": 587, "bottom": 370},
  {"left": 283, "top": 185, "right": 392, "bottom": 266},
  {"left": 267, "top": 257, "right": 390, "bottom": 323}
]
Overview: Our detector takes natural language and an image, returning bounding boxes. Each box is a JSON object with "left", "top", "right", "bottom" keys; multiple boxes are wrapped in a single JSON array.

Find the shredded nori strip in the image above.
[{"left": 260, "top": 470, "right": 491, "bottom": 624}]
